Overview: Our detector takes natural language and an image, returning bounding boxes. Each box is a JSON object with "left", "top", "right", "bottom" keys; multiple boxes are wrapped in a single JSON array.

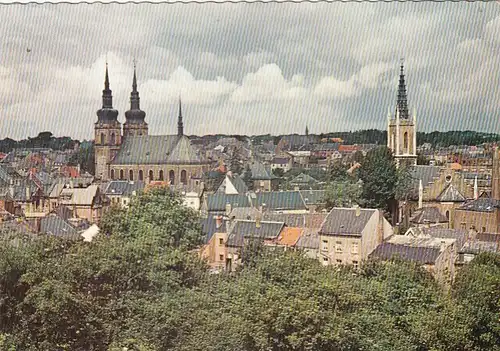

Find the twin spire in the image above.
[{"left": 102, "top": 60, "right": 184, "bottom": 135}]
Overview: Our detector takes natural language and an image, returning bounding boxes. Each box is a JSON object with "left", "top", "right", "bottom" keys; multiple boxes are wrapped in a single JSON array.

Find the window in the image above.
[
  {"left": 101, "top": 133, "right": 105, "bottom": 145},
  {"left": 403, "top": 132, "right": 408, "bottom": 152},
  {"left": 110, "top": 169, "right": 115, "bottom": 180},
  {"left": 159, "top": 170, "right": 164, "bottom": 181},
  {"left": 129, "top": 170, "right": 134, "bottom": 181},
  {"left": 219, "top": 238, "right": 224, "bottom": 246},
  {"left": 169, "top": 170, "right": 175, "bottom": 185},
  {"left": 110, "top": 132, "right": 115, "bottom": 145},
  {"left": 335, "top": 241, "right": 343, "bottom": 252},
  {"left": 351, "top": 243, "right": 359, "bottom": 254},
  {"left": 119, "top": 169, "right": 124, "bottom": 180},
  {"left": 138, "top": 170, "right": 144, "bottom": 181},
  {"left": 149, "top": 170, "right": 154, "bottom": 181},
  {"left": 323, "top": 257, "right": 328, "bottom": 262},
  {"left": 482, "top": 227, "right": 486, "bottom": 233},
  {"left": 336, "top": 259, "right": 342, "bottom": 264},
  {"left": 321, "top": 239, "right": 328, "bottom": 251},
  {"left": 353, "top": 260, "right": 359, "bottom": 269},
  {"left": 181, "top": 170, "right": 187, "bottom": 185},
  {"left": 219, "top": 254, "right": 224, "bottom": 261},
  {"left": 460, "top": 222, "right": 466, "bottom": 230},
  {"left": 445, "top": 211, "right": 450, "bottom": 220}
]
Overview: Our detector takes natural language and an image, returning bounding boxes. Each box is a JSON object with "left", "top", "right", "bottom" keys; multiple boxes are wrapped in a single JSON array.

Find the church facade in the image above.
[{"left": 94, "top": 64, "right": 210, "bottom": 186}]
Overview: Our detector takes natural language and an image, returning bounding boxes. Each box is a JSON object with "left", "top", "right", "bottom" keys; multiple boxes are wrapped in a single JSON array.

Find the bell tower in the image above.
[
  {"left": 94, "top": 63, "right": 122, "bottom": 181},
  {"left": 387, "top": 61, "right": 417, "bottom": 168},
  {"left": 123, "top": 60, "right": 148, "bottom": 138}
]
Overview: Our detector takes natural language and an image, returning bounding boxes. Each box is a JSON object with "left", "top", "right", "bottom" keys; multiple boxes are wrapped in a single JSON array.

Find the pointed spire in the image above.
[
  {"left": 396, "top": 60, "right": 410, "bottom": 119},
  {"left": 305, "top": 125, "right": 309, "bottom": 136},
  {"left": 125, "top": 60, "right": 146, "bottom": 124},
  {"left": 104, "top": 61, "right": 110, "bottom": 91},
  {"left": 132, "top": 58, "right": 137, "bottom": 93},
  {"left": 178, "top": 96, "right": 184, "bottom": 137}
]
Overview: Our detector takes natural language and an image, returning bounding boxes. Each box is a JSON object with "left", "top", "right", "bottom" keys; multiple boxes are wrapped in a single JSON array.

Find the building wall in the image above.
[
  {"left": 110, "top": 163, "right": 208, "bottom": 187},
  {"left": 123, "top": 123, "right": 148, "bottom": 138},
  {"left": 200, "top": 231, "right": 227, "bottom": 269},
  {"left": 94, "top": 121, "right": 122, "bottom": 181},
  {"left": 433, "top": 242, "right": 456, "bottom": 287},
  {"left": 454, "top": 209, "right": 499, "bottom": 233}
]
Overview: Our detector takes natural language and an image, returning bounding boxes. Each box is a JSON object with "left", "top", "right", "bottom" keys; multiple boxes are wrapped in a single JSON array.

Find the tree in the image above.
[
  {"left": 324, "top": 181, "right": 362, "bottom": 210},
  {"left": 242, "top": 164, "right": 254, "bottom": 191},
  {"left": 358, "top": 146, "right": 399, "bottom": 221},
  {"left": 272, "top": 167, "right": 285, "bottom": 178},
  {"left": 353, "top": 150, "right": 364, "bottom": 163},
  {"left": 329, "top": 162, "right": 349, "bottom": 182}
]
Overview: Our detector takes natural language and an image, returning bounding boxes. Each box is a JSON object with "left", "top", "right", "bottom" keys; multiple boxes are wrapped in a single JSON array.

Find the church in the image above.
[{"left": 94, "top": 64, "right": 210, "bottom": 186}]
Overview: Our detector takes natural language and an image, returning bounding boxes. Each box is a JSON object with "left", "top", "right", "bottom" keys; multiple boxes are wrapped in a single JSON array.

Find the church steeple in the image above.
[
  {"left": 396, "top": 61, "right": 409, "bottom": 120},
  {"left": 178, "top": 96, "right": 184, "bottom": 137},
  {"left": 305, "top": 125, "right": 309, "bottom": 136},
  {"left": 125, "top": 61, "right": 146, "bottom": 123},
  {"left": 96, "top": 62, "right": 118, "bottom": 122}
]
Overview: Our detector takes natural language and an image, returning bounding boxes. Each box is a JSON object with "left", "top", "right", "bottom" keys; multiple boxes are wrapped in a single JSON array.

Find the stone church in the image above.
[{"left": 94, "top": 64, "right": 210, "bottom": 187}]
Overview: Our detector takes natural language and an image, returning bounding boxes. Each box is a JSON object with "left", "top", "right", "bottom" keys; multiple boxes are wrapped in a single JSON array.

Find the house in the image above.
[
  {"left": 318, "top": 206, "right": 393, "bottom": 267},
  {"left": 295, "top": 228, "right": 320, "bottom": 259},
  {"left": 289, "top": 173, "right": 319, "bottom": 190},
  {"left": 457, "top": 231, "right": 500, "bottom": 264},
  {"left": 216, "top": 172, "right": 248, "bottom": 195},
  {"left": 171, "top": 182, "right": 205, "bottom": 211},
  {"left": 104, "top": 180, "right": 145, "bottom": 208},
  {"left": 250, "top": 161, "right": 279, "bottom": 191},
  {"left": 225, "top": 219, "right": 285, "bottom": 270},
  {"left": 409, "top": 206, "right": 449, "bottom": 228},
  {"left": 200, "top": 215, "right": 228, "bottom": 270},
  {"left": 299, "top": 190, "right": 326, "bottom": 213},
  {"left": 57, "top": 185, "right": 106, "bottom": 224},
  {"left": 287, "top": 151, "right": 311, "bottom": 166},
  {"left": 370, "top": 235, "right": 457, "bottom": 286},
  {"left": 270, "top": 157, "right": 292, "bottom": 173}
]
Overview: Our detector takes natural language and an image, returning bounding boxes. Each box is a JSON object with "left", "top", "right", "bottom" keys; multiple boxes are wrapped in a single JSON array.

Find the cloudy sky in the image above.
[{"left": 0, "top": 1, "right": 499, "bottom": 140}]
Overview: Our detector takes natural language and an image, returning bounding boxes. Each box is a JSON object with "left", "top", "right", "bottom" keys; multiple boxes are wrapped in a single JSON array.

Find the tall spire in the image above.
[
  {"left": 396, "top": 59, "right": 409, "bottom": 119},
  {"left": 178, "top": 96, "right": 184, "bottom": 137},
  {"left": 125, "top": 59, "right": 146, "bottom": 124},
  {"left": 96, "top": 62, "right": 119, "bottom": 122},
  {"left": 305, "top": 125, "right": 309, "bottom": 136}
]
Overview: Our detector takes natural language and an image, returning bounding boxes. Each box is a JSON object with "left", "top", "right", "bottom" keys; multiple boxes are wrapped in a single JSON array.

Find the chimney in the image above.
[
  {"left": 377, "top": 210, "right": 385, "bottom": 244},
  {"left": 9, "top": 180, "right": 14, "bottom": 198},
  {"left": 256, "top": 216, "right": 261, "bottom": 228},
  {"left": 225, "top": 203, "right": 232, "bottom": 216},
  {"left": 354, "top": 204, "right": 361, "bottom": 217},
  {"left": 215, "top": 215, "right": 223, "bottom": 229}
]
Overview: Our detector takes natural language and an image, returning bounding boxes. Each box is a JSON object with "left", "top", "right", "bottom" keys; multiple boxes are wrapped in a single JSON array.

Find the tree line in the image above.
[{"left": 0, "top": 186, "right": 498, "bottom": 350}]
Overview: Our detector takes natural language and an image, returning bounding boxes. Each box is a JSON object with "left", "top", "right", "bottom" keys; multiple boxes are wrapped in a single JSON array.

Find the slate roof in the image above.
[
  {"left": 111, "top": 135, "right": 206, "bottom": 165},
  {"left": 40, "top": 215, "right": 80, "bottom": 239},
  {"left": 300, "top": 190, "right": 326, "bottom": 205},
  {"left": 291, "top": 173, "right": 318, "bottom": 185},
  {"left": 250, "top": 162, "right": 276, "bottom": 180},
  {"left": 205, "top": 194, "right": 252, "bottom": 212},
  {"left": 370, "top": 242, "right": 442, "bottom": 265},
  {"left": 216, "top": 174, "right": 248, "bottom": 195},
  {"left": 254, "top": 191, "right": 308, "bottom": 211},
  {"left": 104, "top": 180, "right": 145, "bottom": 196},
  {"left": 410, "top": 165, "right": 441, "bottom": 191},
  {"left": 410, "top": 207, "right": 448, "bottom": 224},
  {"left": 319, "top": 208, "right": 376, "bottom": 236},
  {"left": 312, "top": 143, "right": 340, "bottom": 152},
  {"left": 226, "top": 220, "right": 284, "bottom": 247},
  {"left": 59, "top": 185, "right": 99, "bottom": 206},
  {"left": 295, "top": 229, "right": 320, "bottom": 249},
  {"left": 458, "top": 198, "right": 500, "bottom": 212},
  {"left": 201, "top": 216, "right": 227, "bottom": 243},
  {"left": 436, "top": 183, "right": 466, "bottom": 202}
]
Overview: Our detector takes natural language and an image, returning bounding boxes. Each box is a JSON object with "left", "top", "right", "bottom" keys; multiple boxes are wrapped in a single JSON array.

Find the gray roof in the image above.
[
  {"left": 300, "top": 190, "right": 326, "bottom": 205},
  {"left": 251, "top": 161, "right": 276, "bottom": 180},
  {"left": 205, "top": 194, "right": 252, "bottom": 212},
  {"left": 201, "top": 216, "right": 227, "bottom": 243},
  {"left": 295, "top": 229, "right": 320, "bottom": 249},
  {"left": 254, "top": 191, "right": 307, "bottom": 211},
  {"left": 40, "top": 215, "right": 80, "bottom": 239},
  {"left": 410, "top": 165, "right": 441, "bottom": 191},
  {"left": 111, "top": 135, "right": 206, "bottom": 165},
  {"left": 226, "top": 220, "right": 284, "bottom": 247},
  {"left": 422, "top": 227, "right": 468, "bottom": 251},
  {"left": 409, "top": 207, "right": 449, "bottom": 224},
  {"left": 216, "top": 174, "right": 248, "bottom": 195},
  {"left": 436, "top": 183, "right": 466, "bottom": 202},
  {"left": 370, "top": 242, "right": 442, "bottom": 265},
  {"left": 458, "top": 198, "right": 500, "bottom": 212},
  {"left": 104, "top": 180, "right": 145, "bottom": 196},
  {"left": 319, "top": 208, "right": 376, "bottom": 236},
  {"left": 290, "top": 173, "right": 319, "bottom": 185}
]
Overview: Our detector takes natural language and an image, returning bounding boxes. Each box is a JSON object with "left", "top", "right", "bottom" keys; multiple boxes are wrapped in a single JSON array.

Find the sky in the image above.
[{"left": 0, "top": 1, "right": 499, "bottom": 140}]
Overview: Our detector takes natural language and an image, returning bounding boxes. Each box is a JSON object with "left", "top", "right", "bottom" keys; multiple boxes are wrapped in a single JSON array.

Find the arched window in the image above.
[
  {"left": 139, "top": 170, "right": 144, "bottom": 181},
  {"left": 111, "top": 133, "right": 115, "bottom": 145},
  {"left": 129, "top": 170, "right": 134, "bottom": 181},
  {"left": 445, "top": 210, "right": 450, "bottom": 221},
  {"left": 159, "top": 170, "right": 164, "bottom": 181},
  {"left": 169, "top": 170, "right": 175, "bottom": 185},
  {"left": 403, "top": 132, "right": 409, "bottom": 152},
  {"left": 101, "top": 133, "right": 106, "bottom": 145},
  {"left": 119, "top": 169, "right": 124, "bottom": 180},
  {"left": 181, "top": 170, "right": 187, "bottom": 185},
  {"left": 110, "top": 169, "right": 115, "bottom": 180},
  {"left": 149, "top": 170, "right": 154, "bottom": 181}
]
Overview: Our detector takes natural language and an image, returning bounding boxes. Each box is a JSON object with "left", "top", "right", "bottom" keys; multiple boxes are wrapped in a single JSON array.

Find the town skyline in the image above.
[{"left": 0, "top": 2, "right": 499, "bottom": 140}]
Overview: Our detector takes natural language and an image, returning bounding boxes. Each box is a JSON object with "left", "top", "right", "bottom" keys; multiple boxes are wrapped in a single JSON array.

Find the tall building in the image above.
[
  {"left": 387, "top": 63, "right": 417, "bottom": 168},
  {"left": 94, "top": 64, "right": 210, "bottom": 185}
]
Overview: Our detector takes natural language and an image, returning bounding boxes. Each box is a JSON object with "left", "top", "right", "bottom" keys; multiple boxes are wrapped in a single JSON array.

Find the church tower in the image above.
[
  {"left": 387, "top": 62, "right": 417, "bottom": 168},
  {"left": 123, "top": 62, "right": 148, "bottom": 137},
  {"left": 94, "top": 63, "right": 122, "bottom": 181}
]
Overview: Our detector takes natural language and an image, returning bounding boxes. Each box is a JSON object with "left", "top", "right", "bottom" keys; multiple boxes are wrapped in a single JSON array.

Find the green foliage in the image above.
[
  {"left": 272, "top": 167, "right": 285, "bottom": 178},
  {"left": 358, "top": 146, "right": 399, "bottom": 215},
  {"left": 69, "top": 142, "right": 95, "bottom": 175},
  {"left": 324, "top": 181, "right": 362, "bottom": 210}
]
